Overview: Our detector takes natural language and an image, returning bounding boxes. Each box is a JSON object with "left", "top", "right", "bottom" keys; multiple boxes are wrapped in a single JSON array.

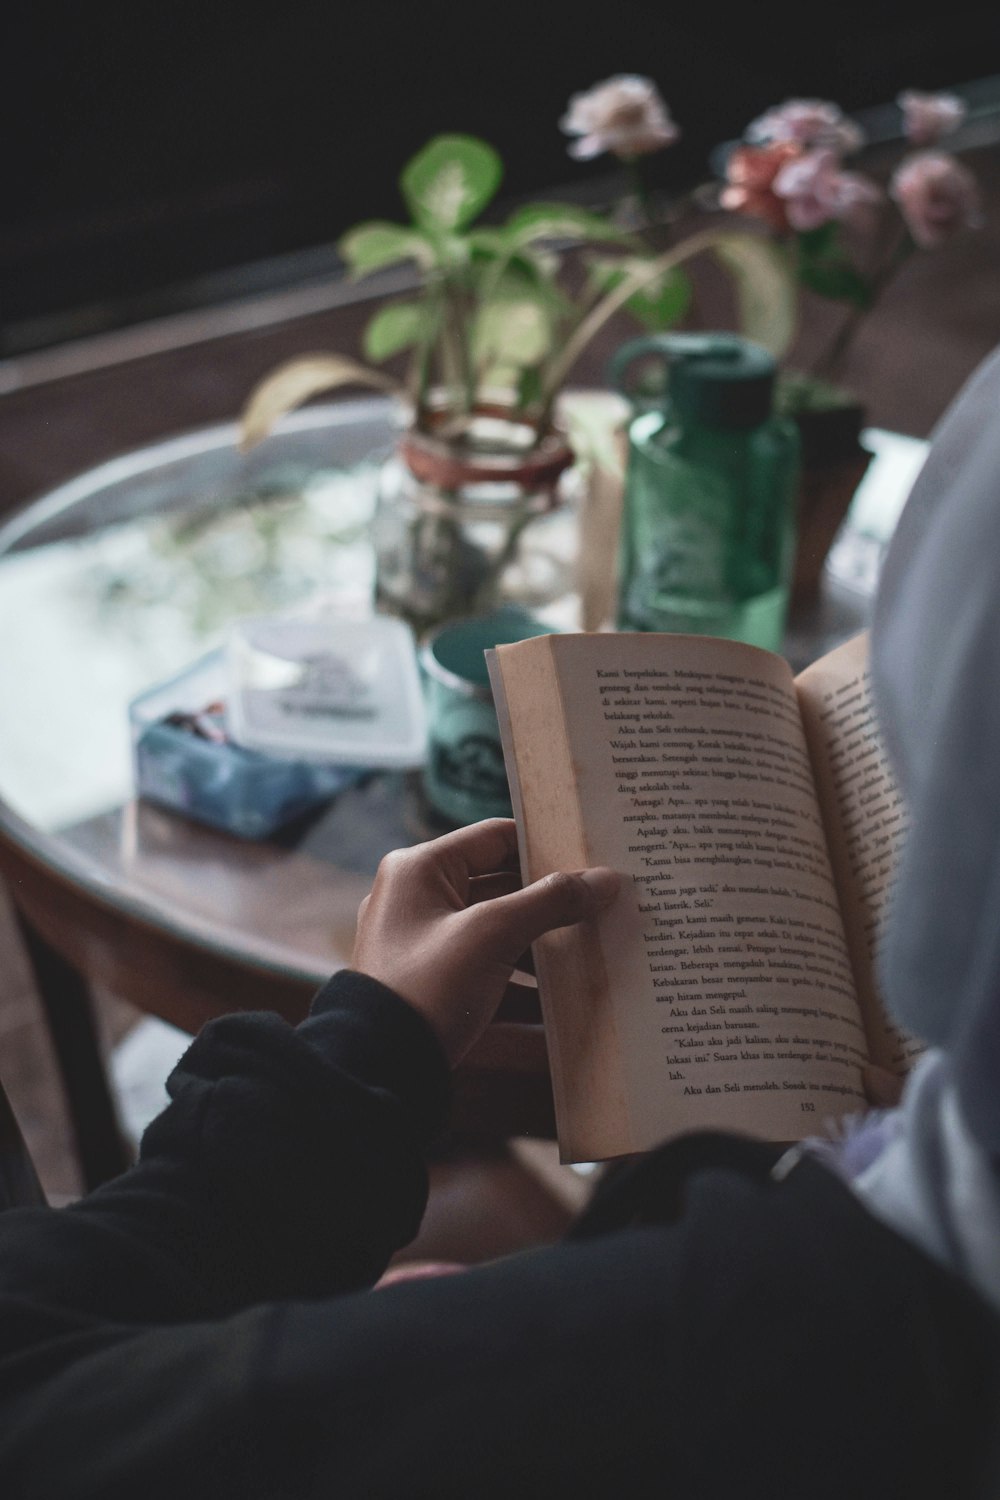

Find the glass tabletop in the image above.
[
  {"left": 0, "top": 399, "right": 924, "bottom": 986},
  {"left": 0, "top": 396, "right": 582, "bottom": 984}
]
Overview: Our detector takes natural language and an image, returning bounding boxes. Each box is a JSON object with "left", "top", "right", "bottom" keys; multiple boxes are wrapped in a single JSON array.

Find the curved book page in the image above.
[
  {"left": 796, "top": 632, "right": 917, "bottom": 1073},
  {"left": 492, "top": 633, "right": 870, "bottom": 1163}
]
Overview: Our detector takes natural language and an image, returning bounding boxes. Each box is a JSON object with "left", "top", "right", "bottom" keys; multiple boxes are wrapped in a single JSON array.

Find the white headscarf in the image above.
[
  {"left": 835, "top": 345, "right": 1000, "bottom": 1309},
  {"left": 872, "top": 345, "right": 1000, "bottom": 1149}
]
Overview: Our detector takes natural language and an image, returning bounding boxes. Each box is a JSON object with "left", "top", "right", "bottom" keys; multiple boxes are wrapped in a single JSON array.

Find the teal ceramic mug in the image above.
[{"left": 420, "top": 606, "right": 554, "bottom": 825}]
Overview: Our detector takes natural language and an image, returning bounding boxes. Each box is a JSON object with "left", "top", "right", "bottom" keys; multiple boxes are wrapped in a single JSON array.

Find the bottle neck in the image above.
[{"left": 631, "top": 408, "right": 771, "bottom": 461}]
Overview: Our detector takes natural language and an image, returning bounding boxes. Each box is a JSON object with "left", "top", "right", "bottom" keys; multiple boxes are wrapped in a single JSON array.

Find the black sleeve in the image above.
[
  {"left": 1, "top": 974, "right": 998, "bottom": 1500},
  {"left": 0, "top": 970, "right": 451, "bottom": 1324}
]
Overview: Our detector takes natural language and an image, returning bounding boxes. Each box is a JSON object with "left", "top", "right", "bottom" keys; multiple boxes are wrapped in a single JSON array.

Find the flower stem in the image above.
[
  {"left": 811, "top": 225, "right": 913, "bottom": 384},
  {"left": 624, "top": 156, "right": 655, "bottom": 233},
  {"left": 537, "top": 227, "right": 733, "bottom": 420}
]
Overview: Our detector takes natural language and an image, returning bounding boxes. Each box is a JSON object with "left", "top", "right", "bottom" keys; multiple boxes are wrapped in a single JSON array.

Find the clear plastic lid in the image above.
[{"left": 226, "top": 615, "right": 427, "bottom": 768}]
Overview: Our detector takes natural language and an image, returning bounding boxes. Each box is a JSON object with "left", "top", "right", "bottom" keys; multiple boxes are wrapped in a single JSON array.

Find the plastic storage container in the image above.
[
  {"left": 225, "top": 615, "right": 427, "bottom": 767},
  {"left": 130, "top": 650, "right": 365, "bottom": 839}
]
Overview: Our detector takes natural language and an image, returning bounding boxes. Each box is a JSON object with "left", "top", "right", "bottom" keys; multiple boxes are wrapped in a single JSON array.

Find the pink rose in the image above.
[
  {"left": 890, "top": 152, "right": 983, "bottom": 247},
  {"left": 560, "top": 75, "right": 680, "bottom": 161},
  {"left": 772, "top": 149, "right": 882, "bottom": 231},
  {"left": 745, "top": 99, "right": 865, "bottom": 156},
  {"left": 898, "top": 90, "right": 967, "bottom": 146},
  {"left": 719, "top": 142, "right": 802, "bottom": 232}
]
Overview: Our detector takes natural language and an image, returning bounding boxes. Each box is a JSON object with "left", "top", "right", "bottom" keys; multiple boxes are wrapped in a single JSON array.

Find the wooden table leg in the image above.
[{"left": 14, "top": 910, "right": 133, "bottom": 1191}]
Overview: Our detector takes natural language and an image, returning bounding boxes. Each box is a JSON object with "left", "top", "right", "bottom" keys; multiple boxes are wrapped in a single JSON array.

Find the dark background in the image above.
[
  {"left": 7, "top": 1, "right": 1000, "bottom": 356},
  {"left": 5, "top": 2, "right": 1000, "bottom": 1208}
]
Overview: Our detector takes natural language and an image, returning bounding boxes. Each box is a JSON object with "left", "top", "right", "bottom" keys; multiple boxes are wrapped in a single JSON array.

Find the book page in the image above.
[
  {"left": 494, "top": 633, "right": 869, "bottom": 1160},
  {"left": 488, "top": 646, "right": 632, "bottom": 1160},
  {"left": 796, "top": 633, "right": 918, "bottom": 1072}
]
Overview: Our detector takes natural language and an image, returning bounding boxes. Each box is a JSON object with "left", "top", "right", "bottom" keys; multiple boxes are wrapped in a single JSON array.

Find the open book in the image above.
[{"left": 488, "top": 631, "right": 917, "bottom": 1162}]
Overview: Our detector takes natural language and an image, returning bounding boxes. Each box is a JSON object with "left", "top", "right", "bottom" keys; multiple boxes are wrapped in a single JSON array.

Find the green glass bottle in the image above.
[{"left": 612, "top": 334, "right": 800, "bottom": 652}]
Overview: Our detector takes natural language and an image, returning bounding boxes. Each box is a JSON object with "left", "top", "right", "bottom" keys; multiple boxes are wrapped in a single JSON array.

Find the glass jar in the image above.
[{"left": 372, "top": 403, "right": 574, "bottom": 637}]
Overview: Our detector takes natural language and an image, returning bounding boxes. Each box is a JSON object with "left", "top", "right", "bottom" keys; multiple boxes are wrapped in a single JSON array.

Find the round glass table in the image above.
[
  {"left": 0, "top": 397, "right": 913, "bottom": 1185},
  {"left": 0, "top": 397, "right": 581, "bottom": 1182}
]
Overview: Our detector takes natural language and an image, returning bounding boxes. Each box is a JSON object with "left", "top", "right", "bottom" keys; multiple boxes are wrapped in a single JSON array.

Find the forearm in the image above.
[
  {"left": 0, "top": 971, "right": 452, "bottom": 1329},
  {"left": 5, "top": 1153, "right": 988, "bottom": 1500}
]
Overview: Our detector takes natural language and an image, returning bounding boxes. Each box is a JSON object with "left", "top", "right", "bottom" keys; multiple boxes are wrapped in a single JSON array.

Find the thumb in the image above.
[
  {"left": 477, "top": 866, "right": 621, "bottom": 958},
  {"left": 862, "top": 1063, "right": 905, "bottom": 1109}
]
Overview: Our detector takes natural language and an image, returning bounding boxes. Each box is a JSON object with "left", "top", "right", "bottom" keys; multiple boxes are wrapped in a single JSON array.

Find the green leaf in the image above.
[
  {"left": 589, "top": 257, "right": 692, "bottom": 331},
  {"left": 239, "top": 356, "right": 401, "bottom": 450},
  {"left": 626, "top": 267, "right": 692, "bottom": 331},
  {"left": 503, "top": 202, "right": 632, "bottom": 248},
  {"left": 466, "top": 228, "right": 509, "bottom": 257},
  {"left": 430, "top": 231, "right": 472, "bottom": 270},
  {"left": 473, "top": 295, "right": 552, "bottom": 368},
  {"left": 475, "top": 252, "right": 575, "bottom": 320},
  {"left": 338, "top": 221, "right": 435, "bottom": 276},
  {"left": 362, "top": 302, "right": 431, "bottom": 362},
  {"left": 795, "top": 223, "right": 872, "bottom": 308},
  {"left": 797, "top": 253, "right": 871, "bottom": 310},
  {"left": 796, "top": 222, "right": 840, "bottom": 259},
  {"left": 797, "top": 260, "right": 871, "bottom": 306},
  {"left": 712, "top": 233, "right": 798, "bottom": 360},
  {"left": 400, "top": 135, "right": 503, "bottom": 232},
  {"left": 468, "top": 231, "right": 566, "bottom": 288}
]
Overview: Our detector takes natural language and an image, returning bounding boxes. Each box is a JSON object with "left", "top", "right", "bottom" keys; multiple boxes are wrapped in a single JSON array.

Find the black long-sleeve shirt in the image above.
[{"left": 1, "top": 972, "right": 998, "bottom": 1498}]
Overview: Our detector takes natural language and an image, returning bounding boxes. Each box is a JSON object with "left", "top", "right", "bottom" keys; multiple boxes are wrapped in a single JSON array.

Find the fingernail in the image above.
[{"left": 578, "top": 867, "right": 621, "bottom": 905}]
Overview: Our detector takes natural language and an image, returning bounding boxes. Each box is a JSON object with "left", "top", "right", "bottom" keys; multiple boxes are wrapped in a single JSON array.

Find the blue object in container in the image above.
[{"left": 130, "top": 650, "right": 363, "bottom": 839}]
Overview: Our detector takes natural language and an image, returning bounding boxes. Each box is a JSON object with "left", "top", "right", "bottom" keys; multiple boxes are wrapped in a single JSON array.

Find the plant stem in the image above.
[
  {"left": 537, "top": 227, "right": 735, "bottom": 420},
  {"left": 624, "top": 157, "right": 655, "bottom": 233},
  {"left": 811, "top": 225, "right": 913, "bottom": 384},
  {"left": 411, "top": 289, "right": 444, "bottom": 429},
  {"left": 436, "top": 271, "right": 472, "bottom": 420}
]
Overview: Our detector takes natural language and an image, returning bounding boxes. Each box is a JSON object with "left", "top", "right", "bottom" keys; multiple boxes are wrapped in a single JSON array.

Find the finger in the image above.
[
  {"left": 862, "top": 1063, "right": 904, "bottom": 1109},
  {"left": 474, "top": 866, "right": 621, "bottom": 958},
  {"left": 415, "top": 818, "right": 521, "bottom": 879},
  {"left": 467, "top": 872, "right": 523, "bottom": 905}
]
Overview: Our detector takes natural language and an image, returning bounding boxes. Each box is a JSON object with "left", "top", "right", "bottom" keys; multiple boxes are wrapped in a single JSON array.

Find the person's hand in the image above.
[
  {"left": 862, "top": 1063, "right": 905, "bottom": 1109},
  {"left": 352, "top": 818, "right": 620, "bottom": 1065}
]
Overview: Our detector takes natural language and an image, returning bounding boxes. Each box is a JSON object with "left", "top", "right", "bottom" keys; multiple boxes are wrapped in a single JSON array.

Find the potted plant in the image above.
[
  {"left": 241, "top": 132, "right": 792, "bottom": 634},
  {"left": 714, "top": 90, "right": 983, "bottom": 596},
  {"left": 554, "top": 80, "right": 985, "bottom": 600}
]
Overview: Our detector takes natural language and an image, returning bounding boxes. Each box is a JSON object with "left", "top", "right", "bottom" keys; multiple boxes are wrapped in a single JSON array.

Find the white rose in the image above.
[{"left": 560, "top": 75, "right": 680, "bottom": 161}]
